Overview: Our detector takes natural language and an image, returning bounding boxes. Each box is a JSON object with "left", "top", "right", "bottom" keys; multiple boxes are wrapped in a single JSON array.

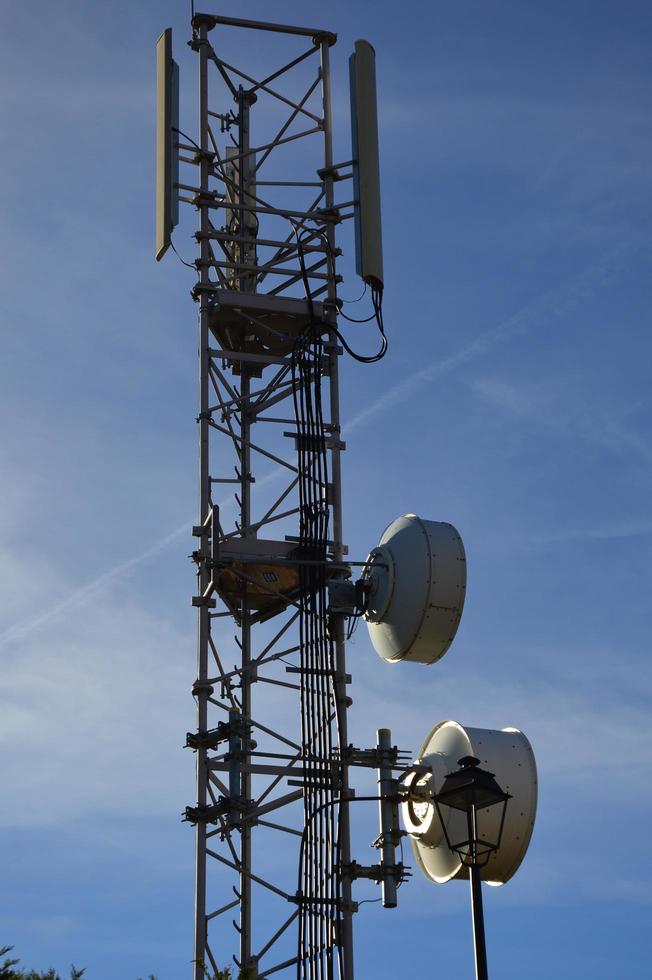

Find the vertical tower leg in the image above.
[
  {"left": 320, "top": 35, "right": 355, "bottom": 980},
  {"left": 237, "top": 83, "right": 255, "bottom": 975},
  {"left": 194, "top": 20, "right": 210, "bottom": 980},
  {"left": 240, "top": 371, "right": 253, "bottom": 973}
]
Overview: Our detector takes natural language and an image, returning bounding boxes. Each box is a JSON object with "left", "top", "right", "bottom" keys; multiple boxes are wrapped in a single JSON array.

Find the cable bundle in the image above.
[
  {"left": 291, "top": 221, "right": 387, "bottom": 980},
  {"left": 292, "top": 319, "right": 340, "bottom": 980}
]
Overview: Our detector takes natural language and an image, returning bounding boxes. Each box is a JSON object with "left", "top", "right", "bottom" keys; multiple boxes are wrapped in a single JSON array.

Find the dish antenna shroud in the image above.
[
  {"left": 403, "top": 720, "right": 538, "bottom": 885},
  {"left": 363, "top": 514, "right": 466, "bottom": 664}
]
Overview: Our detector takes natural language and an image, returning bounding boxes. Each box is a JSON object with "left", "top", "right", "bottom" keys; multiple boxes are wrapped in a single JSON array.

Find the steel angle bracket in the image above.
[
  {"left": 340, "top": 861, "right": 410, "bottom": 884},
  {"left": 185, "top": 714, "right": 250, "bottom": 751},
  {"left": 184, "top": 799, "right": 232, "bottom": 824},
  {"left": 340, "top": 743, "right": 413, "bottom": 770}
]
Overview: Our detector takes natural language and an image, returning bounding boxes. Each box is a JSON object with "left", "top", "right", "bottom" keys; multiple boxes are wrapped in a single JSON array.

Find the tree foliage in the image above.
[
  {"left": 2, "top": 945, "right": 253, "bottom": 980},
  {"left": 0, "top": 947, "right": 84, "bottom": 980}
]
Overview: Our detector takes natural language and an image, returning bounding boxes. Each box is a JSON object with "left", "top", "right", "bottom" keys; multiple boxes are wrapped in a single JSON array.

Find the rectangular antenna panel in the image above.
[
  {"left": 349, "top": 40, "right": 383, "bottom": 289},
  {"left": 156, "top": 28, "right": 179, "bottom": 261}
]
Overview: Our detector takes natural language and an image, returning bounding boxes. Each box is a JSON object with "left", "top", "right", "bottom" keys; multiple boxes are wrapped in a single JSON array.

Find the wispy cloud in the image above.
[
  {"left": 346, "top": 236, "right": 648, "bottom": 434},
  {"left": 350, "top": 660, "right": 652, "bottom": 788},
  {"left": 547, "top": 520, "right": 652, "bottom": 542},
  {"left": 0, "top": 597, "right": 192, "bottom": 827},
  {"left": 472, "top": 374, "right": 652, "bottom": 464},
  {"left": 0, "top": 467, "right": 283, "bottom": 650},
  {"left": 0, "top": 520, "right": 191, "bottom": 649},
  {"left": 478, "top": 517, "right": 652, "bottom": 558},
  {"left": 0, "top": 239, "right": 645, "bottom": 651}
]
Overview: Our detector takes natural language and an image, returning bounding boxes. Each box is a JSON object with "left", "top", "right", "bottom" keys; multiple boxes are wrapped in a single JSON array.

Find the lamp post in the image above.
[{"left": 433, "top": 756, "right": 510, "bottom": 980}]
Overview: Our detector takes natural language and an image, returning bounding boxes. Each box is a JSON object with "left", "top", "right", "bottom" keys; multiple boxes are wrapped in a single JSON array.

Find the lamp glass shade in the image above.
[{"left": 435, "top": 765, "right": 509, "bottom": 813}]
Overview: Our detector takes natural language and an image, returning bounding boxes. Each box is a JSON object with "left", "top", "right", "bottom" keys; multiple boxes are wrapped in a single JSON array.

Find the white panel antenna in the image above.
[
  {"left": 155, "top": 28, "right": 179, "bottom": 261},
  {"left": 349, "top": 40, "right": 383, "bottom": 288}
]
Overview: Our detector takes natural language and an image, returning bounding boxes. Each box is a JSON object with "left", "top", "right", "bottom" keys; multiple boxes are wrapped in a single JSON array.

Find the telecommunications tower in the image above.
[{"left": 156, "top": 12, "right": 537, "bottom": 980}]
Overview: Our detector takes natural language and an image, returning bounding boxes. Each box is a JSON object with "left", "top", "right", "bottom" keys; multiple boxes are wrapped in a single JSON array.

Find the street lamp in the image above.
[{"left": 433, "top": 756, "right": 510, "bottom": 980}]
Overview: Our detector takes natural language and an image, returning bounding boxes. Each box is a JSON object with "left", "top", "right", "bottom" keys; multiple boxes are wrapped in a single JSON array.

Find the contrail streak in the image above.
[
  {"left": 1, "top": 238, "right": 645, "bottom": 648},
  {"left": 346, "top": 235, "right": 645, "bottom": 434},
  {"left": 0, "top": 471, "right": 274, "bottom": 648},
  {"left": 0, "top": 520, "right": 192, "bottom": 648}
]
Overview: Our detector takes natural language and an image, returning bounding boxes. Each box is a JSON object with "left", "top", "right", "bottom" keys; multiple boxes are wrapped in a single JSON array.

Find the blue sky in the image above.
[{"left": 1, "top": 1, "right": 652, "bottom": 977}]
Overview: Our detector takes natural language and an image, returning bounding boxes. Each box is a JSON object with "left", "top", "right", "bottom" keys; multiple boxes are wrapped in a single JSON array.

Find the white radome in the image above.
[
  {"left": 402, "top": 720, "right": 538, "bottom": 885},
  {"left": 363, "top": 514, "right": 466, "bottom": 664}
]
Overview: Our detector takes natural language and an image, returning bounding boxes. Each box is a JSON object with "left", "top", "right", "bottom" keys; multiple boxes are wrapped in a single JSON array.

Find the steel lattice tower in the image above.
[
  {"left": 180, "top": 14, "right": 359, "bottom": 980},
  {"left": 155, "top": 13, "right": 540, "bottom": 980}
]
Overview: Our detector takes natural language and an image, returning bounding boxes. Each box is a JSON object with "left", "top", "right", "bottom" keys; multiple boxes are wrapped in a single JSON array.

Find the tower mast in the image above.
[
  {"left": 184, "top": 14, "right": 353, "bottom": 979},
  {"left": 157, "top": 17, "right": 541, "bottom": 980}
]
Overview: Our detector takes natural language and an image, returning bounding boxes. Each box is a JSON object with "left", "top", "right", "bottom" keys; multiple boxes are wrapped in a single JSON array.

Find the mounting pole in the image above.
[
  {"left": 376, "top": 728, "right": 398, "bottom": 908},
  {"left": 470, "top": 806, "right": 489, "bottom": 980}
]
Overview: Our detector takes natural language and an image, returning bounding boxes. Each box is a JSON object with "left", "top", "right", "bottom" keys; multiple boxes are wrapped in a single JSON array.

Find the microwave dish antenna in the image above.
[
  {"left": 363, "top": 514, "right": 466, "bottom": 664},
  {"left": 402, "top": 720, "right": 537, "bottom": 885}
]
